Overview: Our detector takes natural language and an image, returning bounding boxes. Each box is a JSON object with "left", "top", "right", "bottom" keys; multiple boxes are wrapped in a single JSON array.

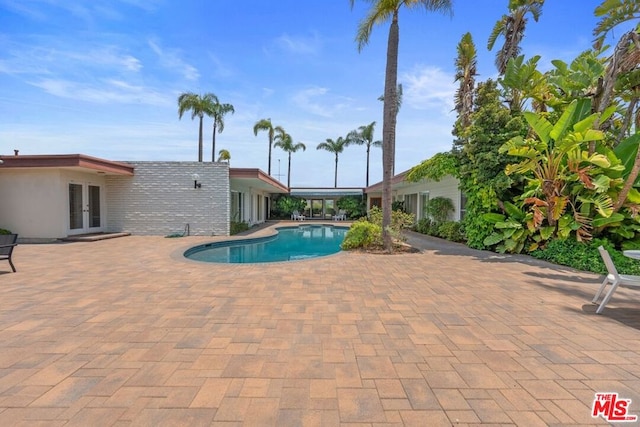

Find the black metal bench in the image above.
[{"left": 0, "top": 234, "right": 17, "bottom": 272}]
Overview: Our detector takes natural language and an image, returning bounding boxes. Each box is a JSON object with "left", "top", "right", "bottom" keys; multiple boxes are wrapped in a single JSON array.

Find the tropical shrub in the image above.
[
  {"left": 415, "top": 218, "right": 437, "bottom": 235},
  {"left": 230, "top": 221, "right": 249, "bottom": 235},
  {"left": 336, "top": 195, "right": 367, "bottom": 219},
  {"left": 437, "top": 221, "right": 465, "bottom": 242},
  {"left": 0, "top": 229, "right": 12, "bottom": 235},
  {"left": 271, "top": 195, "right": 306, "bottom": 219},
  {"left": 391, "top": 200, "right": 405, "bottom": 212},
  {"left": 368, "top": 206, "right": 414, "bottom": 242},
  {"left": 426, "top": 197, "right": 455, "bottom": 223},
  {"left": 531, "top": 238, "right": 640, "bottom": 276},
  {"left": 341, "top": 221, "right": 382, "bottom": 249},
  {"left": 484, "top": 98, "right": 624, "bottom": 253},
  {"left": 456, "top": 80, "right": 528, "bottom": 249}
]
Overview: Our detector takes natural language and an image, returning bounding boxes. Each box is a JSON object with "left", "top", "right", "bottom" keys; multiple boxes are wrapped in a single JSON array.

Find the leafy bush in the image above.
[
  {"left": 368, "top": 206, "right": 415, "bottom": 242},
  {"left": 230, "top": 221, "right": 250, "bottom": 235},
  {"left": 437, "top": 221, "right": 465, "bottom": 242},
  {"left": 414, "top": 218, "right": 465, "bottom": 242},
  {"left": 530, "top": 238, "right": 640, "bottom": 275},
  {"left": 426, "top": 197, "right": 454, "bottom": 223},
  {"left": 270, "top": 195, "right": 306, "bottom": 219},
  {"left": 391, "top": 200, "right": 405, "bottom": 212},
  {"left": 341, "top": 221, "right": 382, "bottom": 250},
  {"left": 415, "top": 218, "right": 436, "bottom": 235},
  {"left": 336, "top": 196, "right": 366, "bottom": 219},
  {"left": 0, "top": 229, "right": 12, "bottom": 235}
]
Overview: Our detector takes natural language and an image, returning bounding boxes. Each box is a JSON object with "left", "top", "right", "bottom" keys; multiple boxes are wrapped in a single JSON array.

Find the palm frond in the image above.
[{"left": 593, "top": 0, "right": 640, "bottom": 50}]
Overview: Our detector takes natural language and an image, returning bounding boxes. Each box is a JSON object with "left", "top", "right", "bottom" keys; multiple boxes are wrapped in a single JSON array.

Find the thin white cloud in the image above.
[
  {"left": 206, "top": 52, "right": 234, "bottom": 78},
  {"left": 148, "top": 39, "right": 199, "bottom": 81},
  {"left": 292, "top": 87, "right": 331, "bottom": 117},
  {"left": 273, "top": 32, "right": 322, "bottom": 56},
  {"left": 0, "top": 0, "right": 160, "bottom": 22},
  {"left": 0, "top": 39, "right": 142, "bottom": 76},
  {"left": 31, "top": 78, "right": 172, "bottom": 106},
  {"left": 291, "top": 87, "right": 353, "bottom": 118},
  {"left": 400, "top": 65, "right": 456, "bottom": 114}
]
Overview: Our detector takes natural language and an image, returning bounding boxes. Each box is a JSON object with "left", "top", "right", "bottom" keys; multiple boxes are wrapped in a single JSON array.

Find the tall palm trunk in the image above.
[
  {"left": 198, "top": 116, "right": 204, "bottom": 162},
  {"left": 212, "top": 122, "right": 217, "bottom": 162},
  {"left": 334, "top": 154, "right": 339, "bottom": 188},
  {"left": 268, "top": 139, "right": 273, "bottom": 175},
  {"left": 381, "top": 11, "right": 399, "bottom": 251},
  {"left": 366, "top": 145, "right": 371, "bottom": 187},
  {"left": 287, "top": 153, "right": 292, "bottom": 188}
]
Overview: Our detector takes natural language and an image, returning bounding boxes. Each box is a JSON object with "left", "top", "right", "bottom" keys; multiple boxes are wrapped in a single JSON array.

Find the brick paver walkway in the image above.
[{"left": 1, "top": 226, "right": 640, "bottom": 426}]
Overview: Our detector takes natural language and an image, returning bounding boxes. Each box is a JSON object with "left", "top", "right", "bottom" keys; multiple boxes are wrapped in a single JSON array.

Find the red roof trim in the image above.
[
  {"left": 0, "top": 154, "right": 134, "bottom": 176},
  {"left": 230, "top": 168, "right": 289, "bottom": 193}
]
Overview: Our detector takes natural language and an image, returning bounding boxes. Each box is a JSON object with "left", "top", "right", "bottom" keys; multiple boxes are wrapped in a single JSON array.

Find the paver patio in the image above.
[{"left": 1, "top": 224, "right": 640, "bottom": 426}]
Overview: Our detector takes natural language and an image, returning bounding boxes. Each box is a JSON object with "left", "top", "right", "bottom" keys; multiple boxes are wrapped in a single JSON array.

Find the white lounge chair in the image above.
[
  {"left": 593, "top": 246, "right": 640, "bottom": 314},
  {"left": 291, "top": 210, "right": 305, "bottom": 221},
  {"left": 332, "top": 209, "right": 346, "bottom": 221}
]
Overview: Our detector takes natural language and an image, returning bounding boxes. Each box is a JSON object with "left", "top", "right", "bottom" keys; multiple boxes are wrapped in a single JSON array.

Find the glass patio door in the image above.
[
  {"left": 311, "top": 199, "right": 323, "bottom": 218},
  {"left": 68, "top": 183, "right": 102, "bottom": 234}
]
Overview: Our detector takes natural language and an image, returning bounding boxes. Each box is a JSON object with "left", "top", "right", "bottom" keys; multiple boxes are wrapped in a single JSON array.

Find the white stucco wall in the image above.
[
  {"left": 105, "top": 162, "right": 230, "bottom": 236},
  {"left": 367, "top": 175, "right": 462, "bottom": 221},
  {"left": 0, "top": 168, "right": 107, "bottom": 239}
]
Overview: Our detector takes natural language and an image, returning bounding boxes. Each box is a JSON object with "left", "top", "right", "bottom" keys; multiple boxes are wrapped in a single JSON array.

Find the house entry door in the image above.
[{"left": 68, "top": 183, "right": 103, "bottom": 235}]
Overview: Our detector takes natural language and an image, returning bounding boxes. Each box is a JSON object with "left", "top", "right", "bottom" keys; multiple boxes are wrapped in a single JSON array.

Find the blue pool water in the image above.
[{"left": 184, "top": 225, "right": 348, "bottom": 263}]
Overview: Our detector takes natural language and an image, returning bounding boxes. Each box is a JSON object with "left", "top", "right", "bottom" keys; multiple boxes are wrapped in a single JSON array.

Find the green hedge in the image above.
[{"left": 531, "top": 238, "right": 640, "bottom": 276}]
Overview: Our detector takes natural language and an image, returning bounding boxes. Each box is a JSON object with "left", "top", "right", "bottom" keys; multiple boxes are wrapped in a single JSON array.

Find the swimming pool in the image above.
[{"left": 184, "top": 225, "right": 348, "bottom": 263}]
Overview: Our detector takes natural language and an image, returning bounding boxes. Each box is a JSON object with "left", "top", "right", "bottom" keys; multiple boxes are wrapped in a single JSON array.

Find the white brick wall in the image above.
[{"left": 105, "top": 162, "right": 230, "bottom": 236}]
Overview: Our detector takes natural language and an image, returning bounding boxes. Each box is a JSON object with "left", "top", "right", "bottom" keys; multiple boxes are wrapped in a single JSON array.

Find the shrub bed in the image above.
[{"left": 531, "top": 238, "right": 640, "bottom": 276}]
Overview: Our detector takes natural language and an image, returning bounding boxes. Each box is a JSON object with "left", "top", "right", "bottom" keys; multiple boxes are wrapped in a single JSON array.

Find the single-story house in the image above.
[
  {"left": 0, "top": 153, "right": 287, "bottom": 241},
  {"left": 365, "top": 171, "right": 464, "bottom": 222}
]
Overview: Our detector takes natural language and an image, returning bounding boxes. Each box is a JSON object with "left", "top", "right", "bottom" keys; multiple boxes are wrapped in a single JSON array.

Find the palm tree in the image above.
[
  {"left": 274, "top": 130, "right": 306, "bottom": 187},
  {"left": 487, "top": 0, "right": 544, "bottom": 75},
  {"left": 454, "top": 32, "right": 477, "bottom": 130},
  {"left": 207, "top": 95, "right": 235, "bottom": 162},
  {"left": 592, "top": 0, "right": 640, "bottom": 212},
  {"left": 378, "top": 84, "right": 403, "bottom": 175},
  {"left": 317, "top": 137, "right": 348, "bottom": 188},
  {"left": 351, "top": 0, "right": 453, "bottom": 251},
  {"left": 253, "top": 118, "right": 278, "bottom": 175},
  {"left": 178, "top": 92, "right": 215, "bottom": 162},
  {"left": 217, "top": 149, "right": 231, "bottom": 163},
  {"left": 347, "top": 121, "right": 381, "bottom": 187}
]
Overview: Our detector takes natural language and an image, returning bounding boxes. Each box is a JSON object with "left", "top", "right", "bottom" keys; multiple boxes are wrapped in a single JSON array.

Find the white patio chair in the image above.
[
  {"left": 593, "top": 246, "right": 640, "bottom": 314},
  {"left": 291, "top": 210, "right": 305, "bottom": 221},
  {"left": 333, "top": 209, "right": 346, "bottom": 221}
]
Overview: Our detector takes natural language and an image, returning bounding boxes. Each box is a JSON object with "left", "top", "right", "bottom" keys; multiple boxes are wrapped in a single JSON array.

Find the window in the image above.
[
  {"left": 460, "top": 193, "right": 467, "bottom": 220},
  {"left": 420, "top": 192, "right": 430, "bottom": 219}
]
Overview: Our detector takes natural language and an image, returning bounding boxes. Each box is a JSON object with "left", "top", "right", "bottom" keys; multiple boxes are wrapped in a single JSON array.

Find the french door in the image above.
[{"left": 68, "top": 183, "right": 103, "bottom": 235}]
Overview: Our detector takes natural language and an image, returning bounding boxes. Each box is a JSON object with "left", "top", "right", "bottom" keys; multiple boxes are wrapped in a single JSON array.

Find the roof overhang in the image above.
[
  {"left": 289, "top": 187, "right": 364, "bottom": 198},
  {"left": 365, "top": 171, "right": 409, "bottom": 193},
  {"left": 230, "top": 168, "right": 289, "bottom": 193},
  {"left": 0, "top": 154, "right": 134, "bottom": 176}
]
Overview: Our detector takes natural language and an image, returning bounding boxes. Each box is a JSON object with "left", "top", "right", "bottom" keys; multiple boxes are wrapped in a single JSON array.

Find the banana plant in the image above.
[{"left": 485, "top": 99, "right": 624, "bottom": 252}]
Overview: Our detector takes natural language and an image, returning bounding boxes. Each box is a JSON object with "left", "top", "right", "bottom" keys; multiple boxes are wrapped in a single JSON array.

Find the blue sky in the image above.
[{"left": 0, "top": 0, "right": 619, "bottom": 187}]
